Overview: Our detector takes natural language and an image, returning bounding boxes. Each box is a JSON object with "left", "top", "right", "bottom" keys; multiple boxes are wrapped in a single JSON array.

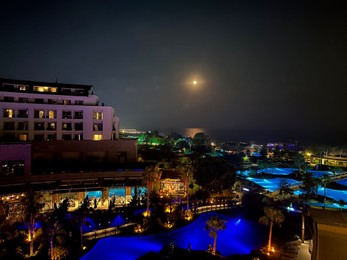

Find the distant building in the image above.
[
  {"left": 0, "top": 78, "right": 119, "bottom": 142},
  {"left": 310, "top": 155, "right": 347, "bottom": 168},
  {"left": 119, "top": 128, "right": 145, "bottom": 139}
]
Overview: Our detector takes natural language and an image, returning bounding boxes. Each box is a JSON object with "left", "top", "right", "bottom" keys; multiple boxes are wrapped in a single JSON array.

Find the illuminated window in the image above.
[
  {"left": 33, "top": 86, "right": 58, "bottom": 93},
  {"left": 63, "top": 100, "right": 71, "bottom": 105},
  {"left": 34, "top": 110, "right": 45, "bottom": 118},
  {"left": 62, "top": 123, "right": 72, "bottom": 130},
  {"left": 19, "top": 85, "right": 28, "bottom": 91},
  {"left": 93, "top": 134, "right": 103, "bottom": 141},
  {"left": 93, "top": 111, "right": 103, "bottom": 120},
  {"left": 3, "top": 109, "right": 14, "bottom": 118},
  {"left": 47, "top": 122, "right": 56, "bottom": 130},
  {"left": 48, "top": 110, "right": 56, "bottom": 119},
  {"left": 19, "top": 134, "right": 28, "bottom": 142}
]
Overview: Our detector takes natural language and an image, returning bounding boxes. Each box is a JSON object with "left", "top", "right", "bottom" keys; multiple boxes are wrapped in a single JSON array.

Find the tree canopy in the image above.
[{"left": 193, "top": 157, "right": 236, "bottom": 194}]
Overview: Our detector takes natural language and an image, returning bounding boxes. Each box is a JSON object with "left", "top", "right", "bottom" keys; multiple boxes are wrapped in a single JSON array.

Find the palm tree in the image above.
[
  {"left": 294, "top": 153, "right": 306, "bottom": 173},
  {"left": 142, "top": 164, "right": 162, "bottom": 216},
  {"left": 78, "top": 196, "right": 91, "bottom": 248},
  {"left": 178, "top": 164, "right": 193, "bottom": 210},
  {"left": 320, "top": 174, "right": 331, "bottom": 209},
  {"left": 21, "top": 189, "right": 45, "bottom": 257},
  {"left": 259, "top": 207, "right": 285, "bottom": 253},
  {"left": 205, "top": 215, "right": 227, "bottom": 255},
  {"left": 45, "top": 198, "right": 69, "bottom": 260},
  {"left": 301, "top": 172, "right": 316, "bottom": 199},
  {"left": 338, "top": 199, "right": 345, "bottom": 211}
]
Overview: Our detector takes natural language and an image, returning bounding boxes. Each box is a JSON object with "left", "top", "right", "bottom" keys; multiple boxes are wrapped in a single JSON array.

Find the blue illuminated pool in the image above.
[
  {"left": 238, "top": 167, "right": 336, "bottom": 178},
  {"left": 246, "top": 177, "right": 302, "bottom": 192},
  {"left": 336, "top": 179, "right": 347, "bottom": 187},
  {"left": 80, "top": 212, "right": 267, "bottom": 260}
]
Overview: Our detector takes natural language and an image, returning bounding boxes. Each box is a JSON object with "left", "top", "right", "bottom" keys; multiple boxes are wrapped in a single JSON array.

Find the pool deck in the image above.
[
  {"left": 294, "top": 242, "right": 311, "bottom": 260},
  {"left": 279, "top": 240, "right": 311, "bottom": 260}
]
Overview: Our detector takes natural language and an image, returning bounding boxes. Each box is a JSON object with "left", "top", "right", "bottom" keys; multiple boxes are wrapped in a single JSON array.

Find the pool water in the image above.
[
  {"left": 80, "top": 212, "right": 267, "bottom": 260},
  {"left": 246, "top": 177, "right": 302, "bottom": 192},
  {"left": 239, "top": 168, "right": 347, "bottom": 209}
]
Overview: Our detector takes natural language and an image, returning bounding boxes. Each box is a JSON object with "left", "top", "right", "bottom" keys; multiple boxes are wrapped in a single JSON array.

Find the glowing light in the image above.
[
  {"left": 184, "top": 74, "right": 205, "bottom": 92},
  {"left": 143, "top": 210, "right": 151, "bottom": 217}
]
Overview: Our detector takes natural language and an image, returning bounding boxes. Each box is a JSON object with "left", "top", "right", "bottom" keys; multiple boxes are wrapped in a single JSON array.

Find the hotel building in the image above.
[
  {"left": 0, "top": 78, "right": 119, "bottom": 142},
  {"left": 0, "top": 78, "right": 140, "bottom": 197}
]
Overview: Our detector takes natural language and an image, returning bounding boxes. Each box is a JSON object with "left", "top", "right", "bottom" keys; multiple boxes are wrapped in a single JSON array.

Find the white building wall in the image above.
[{"left": 0, "top": 83, "right": 118, "bottom": 141}]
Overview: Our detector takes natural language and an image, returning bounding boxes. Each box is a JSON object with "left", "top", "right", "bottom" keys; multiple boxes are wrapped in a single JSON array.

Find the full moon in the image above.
[{"left": 184, "top": 75, "right": 205, "bottom": 93}]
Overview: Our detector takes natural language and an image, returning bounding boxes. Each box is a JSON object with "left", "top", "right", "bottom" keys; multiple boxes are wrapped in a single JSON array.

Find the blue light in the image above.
[{"left": 81, "top": 212, "right": 267, "bottom": 260}]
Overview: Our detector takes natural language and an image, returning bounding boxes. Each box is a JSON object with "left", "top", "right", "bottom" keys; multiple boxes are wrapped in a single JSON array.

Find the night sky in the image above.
[{"left": 1, "top": 1, "right": 346, "bottom": 145}]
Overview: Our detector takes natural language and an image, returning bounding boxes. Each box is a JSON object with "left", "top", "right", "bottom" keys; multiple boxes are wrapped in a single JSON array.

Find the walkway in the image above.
[
  {"left": 280, "top": 240, "right": 311, "bottom": 260},
  {"left": 293, "top": 241, "right": 311, "bottom": 260}
]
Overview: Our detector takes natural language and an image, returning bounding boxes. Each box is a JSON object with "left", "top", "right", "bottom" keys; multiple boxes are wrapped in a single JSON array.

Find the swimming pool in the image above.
[
  {"left": 80, "top": 212, "right": 267, "bottom": 260},
  {"left": 246, "top": 177, "right": 302, "bottom": 192},
  {"left": 238, "top": 167, "right": 336, "bottom": 178}
]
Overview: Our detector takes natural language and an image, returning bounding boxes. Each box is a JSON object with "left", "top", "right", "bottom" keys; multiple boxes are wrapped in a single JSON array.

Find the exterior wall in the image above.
[
  {"left": 0, "top": 101, "right": 117, "bottom": 141},
  {"left": 31, "top": 139, "right": 137, "bottom": 165},
  {"left": 0, "top": 143, "right": 31, "bottom": 177},
  {"left": 310, "top": 208, "right": 347, "bottom": 260},
  {"left": 313, "top": 223, "right": 347, "bottom": 260}
]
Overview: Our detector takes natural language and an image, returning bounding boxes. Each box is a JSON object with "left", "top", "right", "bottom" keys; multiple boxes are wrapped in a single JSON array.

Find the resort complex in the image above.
[{"left": 1, "top": 78, "right": 347, "bottom": 260}]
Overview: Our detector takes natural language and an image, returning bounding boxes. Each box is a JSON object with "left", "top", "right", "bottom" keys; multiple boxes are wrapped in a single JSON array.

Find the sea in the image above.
[{"left": 155, "top": 128, "right": 345, "bottom": 146}]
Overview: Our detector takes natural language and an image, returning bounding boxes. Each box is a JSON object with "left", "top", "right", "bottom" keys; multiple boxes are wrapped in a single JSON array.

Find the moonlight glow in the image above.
[{"left": 184, "top": 75, "right": 205, "bottom": 93}]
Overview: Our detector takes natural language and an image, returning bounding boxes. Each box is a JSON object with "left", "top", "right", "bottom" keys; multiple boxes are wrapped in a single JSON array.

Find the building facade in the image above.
[
  {"left": 0, "top": 78, "right": 141, "bottom": 198},
  {"left": 0, "top": 78, "right": 119, "bottom": 142}
]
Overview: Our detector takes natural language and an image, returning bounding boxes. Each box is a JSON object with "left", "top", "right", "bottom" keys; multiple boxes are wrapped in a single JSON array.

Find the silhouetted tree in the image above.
[
  {"left": 301, "top": 172, "right": 316, "bottom": 199},
  {"left": 194, "top": 157, "right": 236, "bottom": 195},
  {"left": 142, "top": 164, "right": 162, "bottom": 216},
  {"left": 259, "top": 207, "right": 285, "bottom": 252},
  {"left": 205, "top": 215, "right": 227, "bottom": 255},
  {"left": 21, "top": 189, "right": 45, "bottom": 257}
]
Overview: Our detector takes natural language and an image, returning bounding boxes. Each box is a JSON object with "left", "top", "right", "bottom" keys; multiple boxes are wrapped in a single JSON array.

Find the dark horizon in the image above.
[{"left": 153, "top": 127, "right": 347, "bottom": 146}]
